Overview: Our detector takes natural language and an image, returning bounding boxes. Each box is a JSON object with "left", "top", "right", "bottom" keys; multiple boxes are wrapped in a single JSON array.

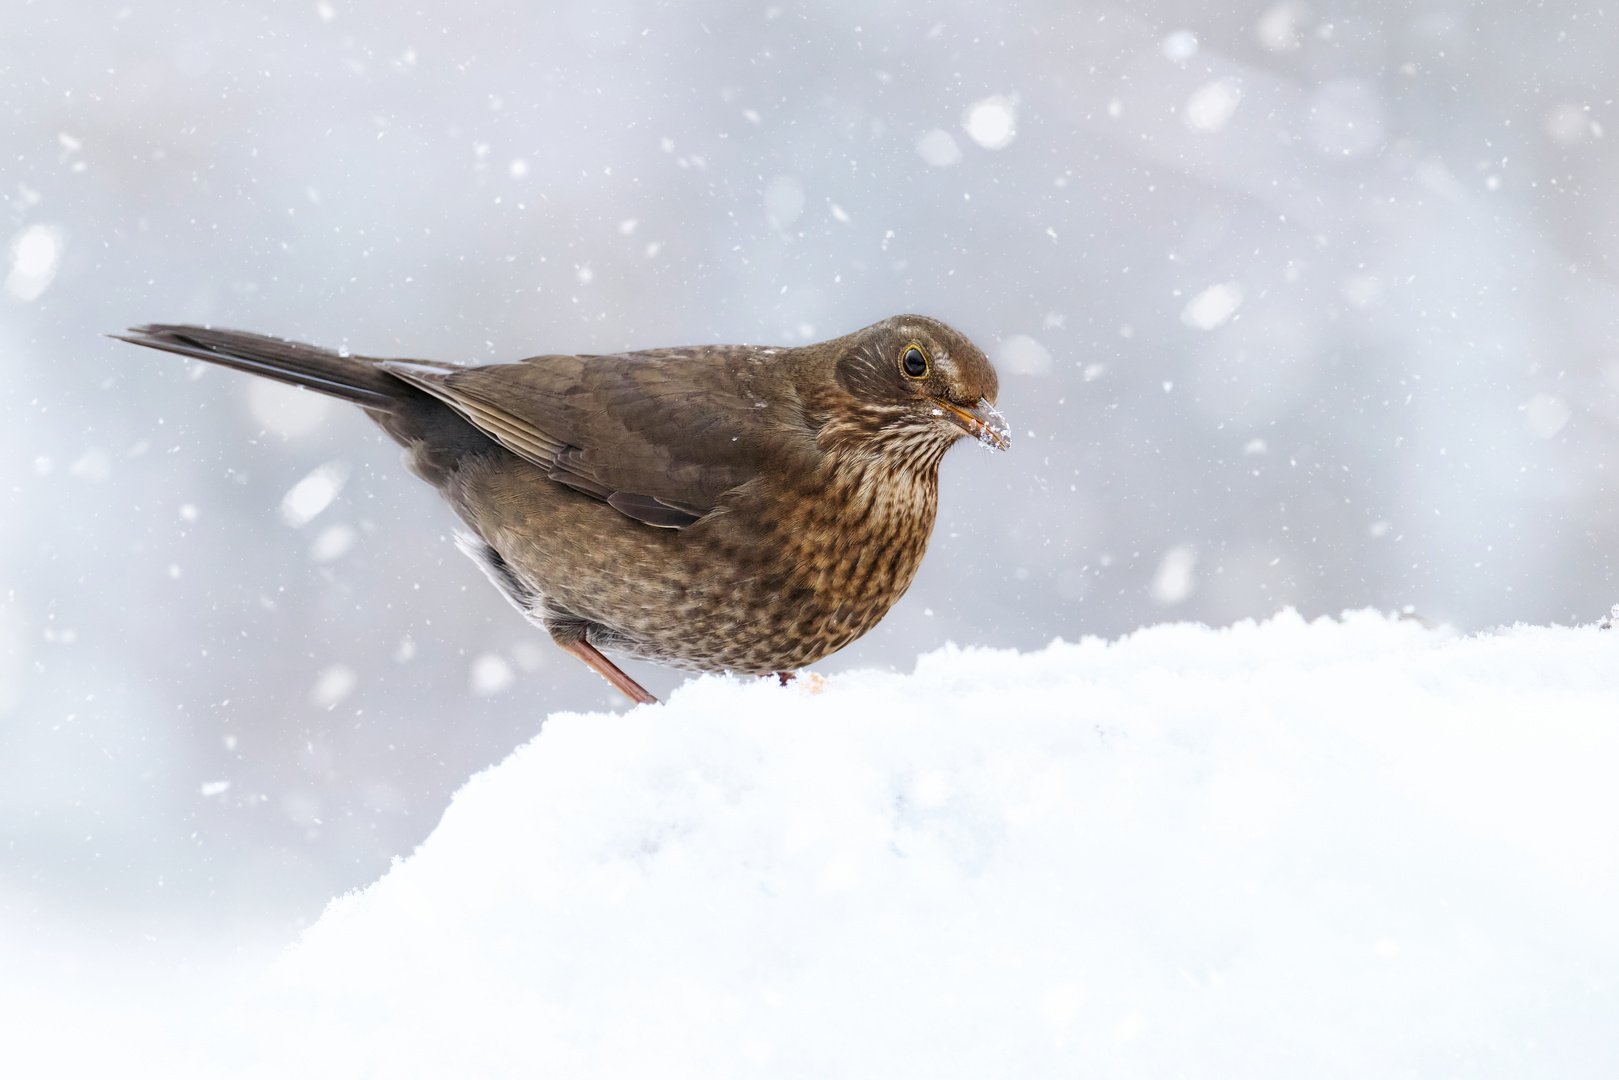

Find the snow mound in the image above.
[{"left": 245, "top": 610, "right": 1619, "bottom": 1078}]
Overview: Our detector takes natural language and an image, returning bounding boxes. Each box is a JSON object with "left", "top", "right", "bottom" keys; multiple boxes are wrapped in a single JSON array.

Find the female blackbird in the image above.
[{"left": 116, "top": 316, "right": 1009, "bottom": 704}]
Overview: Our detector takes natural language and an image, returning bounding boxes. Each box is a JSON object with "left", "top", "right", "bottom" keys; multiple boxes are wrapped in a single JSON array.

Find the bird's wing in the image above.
[{"left": 377, "top": 347, "right": 798, "bottom": 529}]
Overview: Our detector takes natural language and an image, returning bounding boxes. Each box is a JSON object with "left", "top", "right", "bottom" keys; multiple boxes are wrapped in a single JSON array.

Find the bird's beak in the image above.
[{"left": 934, "top": 397, "right": 1011, "bottom": 450}]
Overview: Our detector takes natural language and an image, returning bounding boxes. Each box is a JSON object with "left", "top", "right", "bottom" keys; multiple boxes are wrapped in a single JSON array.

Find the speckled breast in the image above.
[{"left": 605, "top": 455, "right": 943, "bottom": 675}]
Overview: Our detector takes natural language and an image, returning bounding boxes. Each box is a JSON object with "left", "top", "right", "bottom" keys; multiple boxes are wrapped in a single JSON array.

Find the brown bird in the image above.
[{"left": 115, "top": 316, "right": 1009, "bottom": 704}]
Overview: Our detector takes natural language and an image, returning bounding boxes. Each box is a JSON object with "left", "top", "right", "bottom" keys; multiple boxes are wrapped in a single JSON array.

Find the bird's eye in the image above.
[{"left": 900, "top": 344, "right": 929, "bottom": 379}]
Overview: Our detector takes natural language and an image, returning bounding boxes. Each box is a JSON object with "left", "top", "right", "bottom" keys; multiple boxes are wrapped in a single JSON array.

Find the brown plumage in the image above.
[{"left": 114, "top": 316, "right": 1009, "bottom": 704}]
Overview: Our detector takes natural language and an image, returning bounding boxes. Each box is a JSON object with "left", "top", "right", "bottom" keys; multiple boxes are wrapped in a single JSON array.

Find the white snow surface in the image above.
[{"left": 236, "top": 609, "right": 1619, "bottom": 1078}]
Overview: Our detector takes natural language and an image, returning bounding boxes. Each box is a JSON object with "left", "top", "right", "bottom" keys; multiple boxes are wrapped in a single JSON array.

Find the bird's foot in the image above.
[{"left": 761, "top": 670, "right": 828, "bottom": 695}]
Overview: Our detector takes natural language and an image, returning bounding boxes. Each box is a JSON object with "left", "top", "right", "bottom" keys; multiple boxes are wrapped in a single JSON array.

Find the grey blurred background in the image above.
[{"left": 2, "top": 0, "right": 1616, "bottom": 957}]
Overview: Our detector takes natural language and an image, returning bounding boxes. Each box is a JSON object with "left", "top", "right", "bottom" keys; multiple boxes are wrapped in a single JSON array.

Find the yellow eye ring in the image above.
[{"left": 900, "top": 344, "right": 929, "bottom": 379}]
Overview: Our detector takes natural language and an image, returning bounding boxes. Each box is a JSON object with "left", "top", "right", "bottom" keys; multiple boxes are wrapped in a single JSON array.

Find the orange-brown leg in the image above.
[{"left": 558, "top": 639, "right": 659, "bottom": 705}]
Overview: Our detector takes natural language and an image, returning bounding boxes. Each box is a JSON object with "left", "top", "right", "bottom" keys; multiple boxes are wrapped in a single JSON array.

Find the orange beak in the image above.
[{"left": 934, "top": 397, "right": 1010, "bottom": 450}]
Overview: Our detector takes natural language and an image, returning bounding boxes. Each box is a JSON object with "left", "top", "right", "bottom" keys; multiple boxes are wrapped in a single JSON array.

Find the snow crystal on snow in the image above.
[
  {"left": 5, "top": 223, "right": 63, "bottom": 302},
  {"left": 915, "top": 128, "right": 962, "bottom": 167},
  {"left": 309, "top": 524, "right": 357, "bottom": 563},
  {"left": 308, "top": 665, "right": 356, "bottom": 710},
  {"left": 469, "top": 653, "right": 515, "bottom": 696},
  {"left": 963, "top": 95, "right": 1017, "bottom": 149},
  {"left": 996, "top": 333, "right": 1053, "bottom": 375},
  {"left": 1149, "top": 543, "right": 1199, "bottom": 605},
  {"left": 1184, "top": 78, "right": 1241, "bottom": 133},
  {"left": 279, "top": 462, "right": 346, "bottom": 527},
  {"left": 239, "top": 611, "right": 1619, "bottom": 1078},
  {"left": 1161, "top": 30, "right": 1198, "bottom": 62},
  {"left": 1181, "top": 282, "right": 1243, "bottom": 330},
  {"left": 1256, "top": 2, "right": 1308, "bottom": 53}
]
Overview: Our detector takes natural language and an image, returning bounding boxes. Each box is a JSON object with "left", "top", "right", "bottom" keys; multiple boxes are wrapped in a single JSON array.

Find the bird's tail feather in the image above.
[{"left": 111, "top": 324, "right": 403, "bottom": 406}]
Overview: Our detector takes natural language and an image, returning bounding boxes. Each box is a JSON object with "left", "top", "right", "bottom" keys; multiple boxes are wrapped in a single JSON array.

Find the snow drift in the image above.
[{"left": 242, "top": 610, "right": 1619, "bottom": 1077}]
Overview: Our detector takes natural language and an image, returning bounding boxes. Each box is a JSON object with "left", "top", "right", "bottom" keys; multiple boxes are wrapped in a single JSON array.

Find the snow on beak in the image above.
[{"left": 934, "top": 397, "right": 1010, "bottom": 450}]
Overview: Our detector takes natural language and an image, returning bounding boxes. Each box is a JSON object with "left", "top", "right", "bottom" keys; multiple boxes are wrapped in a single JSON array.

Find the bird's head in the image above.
[{"left": 826, "top": 314, "right": 1010, "bottom": 456}]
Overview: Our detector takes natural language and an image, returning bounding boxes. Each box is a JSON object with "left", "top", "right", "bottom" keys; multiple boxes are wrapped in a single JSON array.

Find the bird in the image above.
[{"left": 114, "top": 316, "right": 1009, "bottom": 705}]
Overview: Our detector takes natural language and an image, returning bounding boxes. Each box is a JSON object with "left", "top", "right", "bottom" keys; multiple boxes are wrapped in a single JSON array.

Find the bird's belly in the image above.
[
  {"left": 468, "top": 458, "right": 938, "bottom": 675},
  {"left": 589, "top": 521, "right": 930, "bottom": 674}
]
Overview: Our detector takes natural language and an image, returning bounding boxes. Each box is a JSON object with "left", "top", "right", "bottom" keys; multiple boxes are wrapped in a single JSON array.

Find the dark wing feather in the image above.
[
  {"left": 546, "top": 446, "right": 616, "bottom": 501},
  {"left": 606, "top": 493, "right": 703, "bottom": 529},
  {"left": 378, "top": 347, "right": 797, "bottom": 528}
]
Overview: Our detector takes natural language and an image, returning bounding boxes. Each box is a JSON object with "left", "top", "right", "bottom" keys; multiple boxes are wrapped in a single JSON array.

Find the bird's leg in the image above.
[{"left": 557, "top": 639, "right": 660, "bottom": 705}]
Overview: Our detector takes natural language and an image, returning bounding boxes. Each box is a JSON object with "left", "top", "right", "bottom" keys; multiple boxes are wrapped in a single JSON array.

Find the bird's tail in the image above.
[{"left": 111, "top": 324, "right": 404, "bottom": 407}]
